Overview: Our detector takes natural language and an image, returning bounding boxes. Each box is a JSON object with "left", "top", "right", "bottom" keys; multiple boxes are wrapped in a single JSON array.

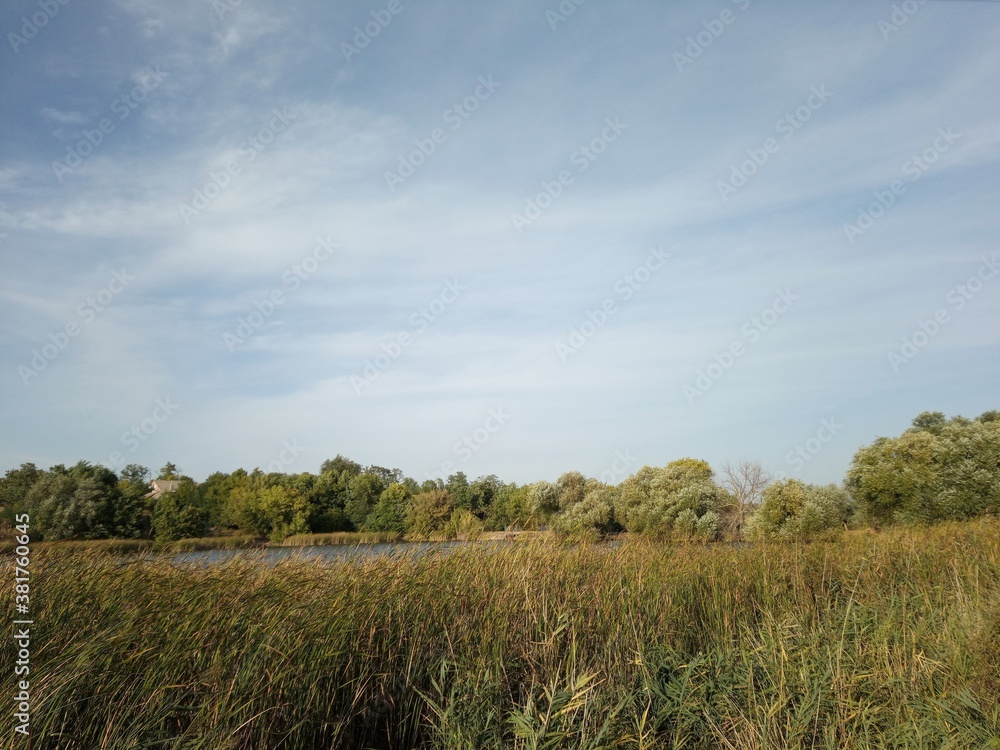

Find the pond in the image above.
[{"left": 169, "top": 540, "right": 481, "bottom": 566}]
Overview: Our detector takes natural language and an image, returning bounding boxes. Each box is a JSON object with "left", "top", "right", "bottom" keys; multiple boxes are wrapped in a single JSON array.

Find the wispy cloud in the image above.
[{"left": 1, "top": 0, "right": 998, "bottom": 485}]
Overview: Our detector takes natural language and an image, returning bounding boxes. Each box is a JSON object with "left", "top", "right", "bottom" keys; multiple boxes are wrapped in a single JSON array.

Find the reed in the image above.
[
  {"left": 4, "top": 521, "right": 999, "bottom": 748},
  {"left": 278, "top": 531, "right": 403, "bottom": 546}
]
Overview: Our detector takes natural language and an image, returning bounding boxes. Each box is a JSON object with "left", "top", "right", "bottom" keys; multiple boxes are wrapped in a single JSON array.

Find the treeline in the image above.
[{"left": 1, "top": 410, "right": 997, "bottom": 543}]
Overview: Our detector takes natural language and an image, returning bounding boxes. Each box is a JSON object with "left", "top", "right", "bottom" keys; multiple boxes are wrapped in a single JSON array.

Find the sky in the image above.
[{"left": 1, "top": 0, "right": 998, "bottom": 487}]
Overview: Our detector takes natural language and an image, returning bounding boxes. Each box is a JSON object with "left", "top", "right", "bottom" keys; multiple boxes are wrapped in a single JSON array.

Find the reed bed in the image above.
[
  {"left": 4, "top": 521, "right": 999, "bottom": 749},
  {"left": 278, "top": 531, "right": 404, "bottom": 547}
]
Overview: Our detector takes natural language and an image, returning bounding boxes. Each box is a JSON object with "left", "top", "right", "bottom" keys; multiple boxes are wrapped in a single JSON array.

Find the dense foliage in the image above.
[
  {"left": 847, "top": 410, "right": 1000, "bottom": 525},
  {"left": 1, "top": 410, "right": 997, "bottom": 543}
]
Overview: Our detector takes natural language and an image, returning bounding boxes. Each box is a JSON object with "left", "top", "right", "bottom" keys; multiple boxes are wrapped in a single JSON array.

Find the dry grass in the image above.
[{"left": 3, "top": 520, "right": 999, "bottom": 748}]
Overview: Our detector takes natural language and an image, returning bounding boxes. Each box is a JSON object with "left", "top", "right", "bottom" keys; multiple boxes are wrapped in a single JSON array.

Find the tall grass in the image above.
[
  {"left": 4, "top": 521, "right": 999, "bottom": 748},
  {"left": 279, "top": 531, "right": 403, "bottom": 546}
]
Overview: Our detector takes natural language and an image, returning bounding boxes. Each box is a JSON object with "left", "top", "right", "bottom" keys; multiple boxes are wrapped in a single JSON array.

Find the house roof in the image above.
[{"left": 145, "top": 479, "right": 182, "bottom": 499}]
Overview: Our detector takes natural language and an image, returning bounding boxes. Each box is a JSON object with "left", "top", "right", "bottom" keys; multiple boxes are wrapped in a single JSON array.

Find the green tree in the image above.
[
  {"left": 555, "top": 471, "right": 588, "bottom": 511},
  {"left": 366, "top": 483, "right": 411, "bottom": 534},
  {"left": 151, "top": 480, "right": 207, "bottom": 541},
  {"left": 446, "top": 472, "right": 473, "bottom": 512},
  {"left": 157, "top": 462, "right": 181, "bottom": 480},
  {"left": 749, "top": 480, "right": 852, "bottom": 540},
  {"left": 910, "top": 411, "right": 948, "bottom": 435},
  {"left": 223, "top": 482, "right": 310, "bottom": 541},
  {"left": 485, "top": 483, "right": 530, "bottom": 531},
  {"left": 527, "top": 481, "right": 560, "bottom": 525},
  {"left": 0, "top": 463, "right": 44, "bottom": 527},
  {"left": 934, "top": 419, "right": 1000, "bottom": 519},
  {"left": 552, "top": 482, "right": 617, "bottom": 539},
  {"left": 345, "top": 472, "right": 388, "bottom": 530},
  {"left": 23, "top": 462, "right": 138, "bottom": 540},
  {"left": 443, "top": 508, "right": 484, "bottom": 540},
  {"left": 616, "top": 459, "right": 728, "bottom": 539},
  {"left": 846, "top": 431, "right": 940, "bottom": 525},
  {"left": 406, "top": 489, "right": 454, "bottom": 539},
  {"left": 320, "top": 455, "right": 362, "bottom": 478},
  {"left": 117, "top": 464, "right": 152, "bottom": 538}
]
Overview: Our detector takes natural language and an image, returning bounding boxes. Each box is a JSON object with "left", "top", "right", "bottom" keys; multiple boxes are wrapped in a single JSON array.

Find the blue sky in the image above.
[{"left": 1, "top": 0, "right": 998, "bottom": 485}]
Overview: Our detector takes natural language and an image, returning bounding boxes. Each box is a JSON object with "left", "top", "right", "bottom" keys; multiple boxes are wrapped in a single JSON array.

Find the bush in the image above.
[{"left": 749, "top": 480, "right": 851, "bottom": 540}]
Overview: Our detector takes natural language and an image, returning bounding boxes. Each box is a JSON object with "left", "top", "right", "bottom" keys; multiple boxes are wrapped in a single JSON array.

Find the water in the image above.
[{"left": 169, "top": 540, "right": 478, "bottom": 566}]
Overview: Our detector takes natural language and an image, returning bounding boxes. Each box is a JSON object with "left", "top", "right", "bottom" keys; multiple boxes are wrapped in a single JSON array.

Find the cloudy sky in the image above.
[{"left": 1, "top": 0, "right": 998, "bottom": 486}]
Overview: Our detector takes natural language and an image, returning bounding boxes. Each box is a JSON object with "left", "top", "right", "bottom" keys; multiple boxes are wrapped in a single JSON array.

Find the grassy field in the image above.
[{"left": 4, "top": 522, "right": 999, "bottom": 749}]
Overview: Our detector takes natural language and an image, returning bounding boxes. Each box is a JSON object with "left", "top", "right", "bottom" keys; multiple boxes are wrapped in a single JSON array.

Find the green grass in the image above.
[{"left": 4, "top": 521, "right": 1000, "bottom": 748}]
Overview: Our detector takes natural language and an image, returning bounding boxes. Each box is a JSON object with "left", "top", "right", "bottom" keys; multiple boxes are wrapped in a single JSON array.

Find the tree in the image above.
[
  {"left": 485, "top": 483, "right": 530, "bottom": 531},
  {"left": 22, "top": 462, "right": 139, "bottom": 540},
  {"left": 406, "top": 489, "right": 454, "bottom": 539},
  {"left": 119, "top": 464, "right": 150, "bottom": 487},
  {"left": 151, "top": 480, "right": 207, "bottom": 541},
  {"left": 616, "top": 459, "right": 729, "bottom": 539},
  {"left": 749, "top": 480, "right": 852, "bottom": 539},
  {"left": 527, "top": 481, "right": 560, "bottom": 525},
  {"left": 910, "top": 411, "right": 948, "bottom": 435},
  {"left": 320, "top": 455, "right": 362, "bottom": 478},
  {"left": 719, "top": 461, "right": 770, "bottom": 537},
  {"left": 934, "top": 419, "right": 1000, "bottom": 519},
  {"left": 469, "top": 475, "right": 502, "bottom": 518},
  {"left": 444, "top": 508, "right": 484, "bottom": 540},
  {"left": 223, "top": 482, "right": 310, "bottom": 541},
  {"left": 366, "top": 483, "right": 411, "bottom": 535},
  {"left": 846, "top": 432, "right": 940, "bottom": 525},
  {"left": 0, "top": 463, "right": 44, "bottom": 527},
  {"left": 364, "top": 465, "right": 402, "bottom": 485},
  {"left": 158, "top": 462, "right": 181, "bottom": 480},
  {"left": 847, "top": 413, "right": 1000, "bottom": 526},
  {"left": 446, "top": 472, "right": 473, "bottom": 512},
  {"left": 345, "top": 472, "right": 388, "bottom": 530},
  {"left": 552, "top": 482, "right": 617, "bottom": 539},
  {"left": 555, "top": 471, "right": 588, "bottom": 511},
  {"left": 117, "top": 464, "right": 152, "bottom": 538}
]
